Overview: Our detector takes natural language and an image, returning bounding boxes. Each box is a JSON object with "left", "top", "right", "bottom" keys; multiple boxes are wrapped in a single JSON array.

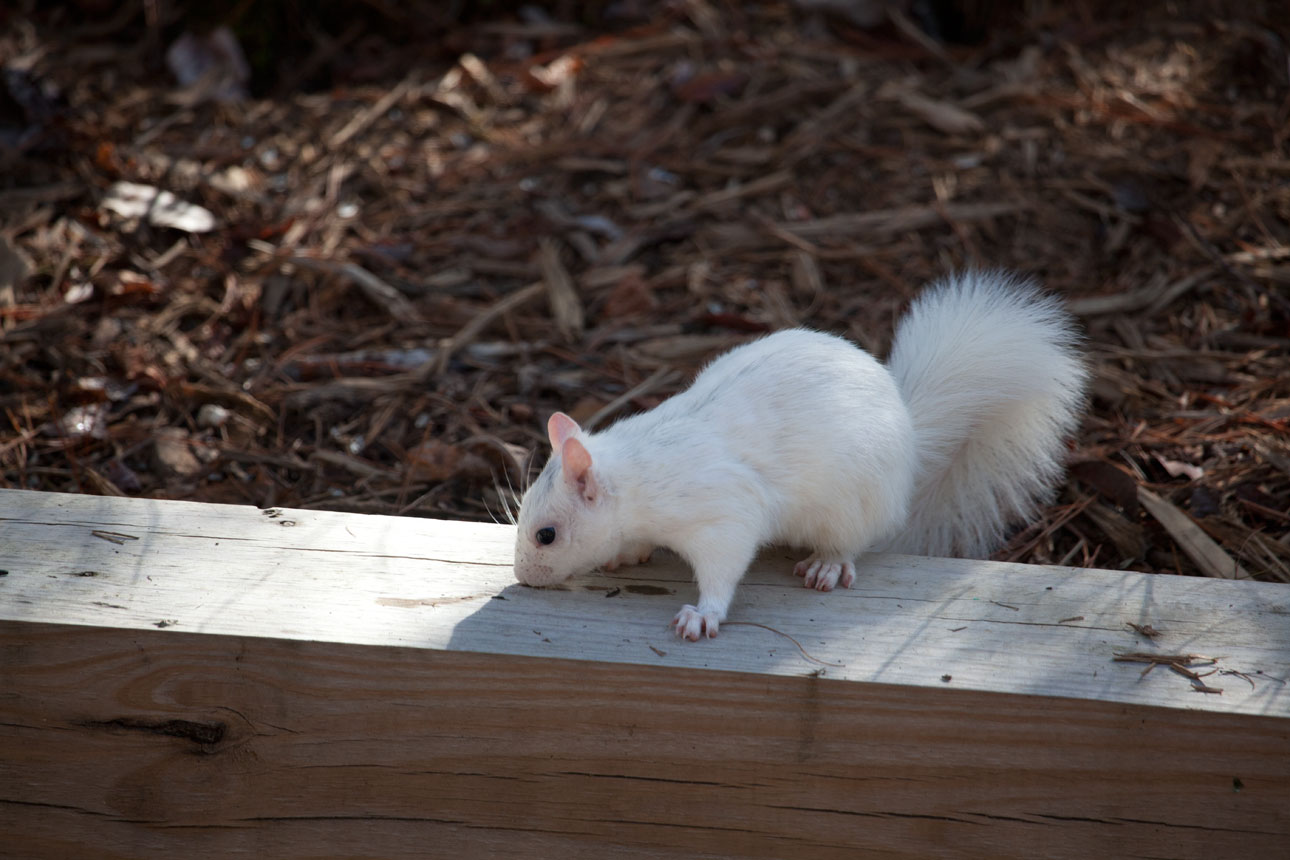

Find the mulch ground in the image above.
[{"left": 2, "top": 1, "right": 1287, "bottom": 583}]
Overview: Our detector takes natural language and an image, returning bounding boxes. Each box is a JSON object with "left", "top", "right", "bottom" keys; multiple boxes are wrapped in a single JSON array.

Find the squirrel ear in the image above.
[
  {"left": 547, "top": 412, "right": 582, "bottom": 450},
  {"left": 560, "top": 437, "right": 598, "bottom": 503}
]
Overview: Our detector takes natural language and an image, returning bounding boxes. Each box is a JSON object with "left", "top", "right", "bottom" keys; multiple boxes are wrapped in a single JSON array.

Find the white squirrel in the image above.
[{"left": 512, "top": 271, "right": 1088, "bottom": 641}]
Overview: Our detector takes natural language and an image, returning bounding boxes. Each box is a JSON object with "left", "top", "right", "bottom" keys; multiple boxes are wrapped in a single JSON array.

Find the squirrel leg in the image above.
[
  {"left": 793, "top": 553, "right": 857, "bottom": 591},
  {"left": 671, "top": 526, "right": 757, "bottom": 641}
]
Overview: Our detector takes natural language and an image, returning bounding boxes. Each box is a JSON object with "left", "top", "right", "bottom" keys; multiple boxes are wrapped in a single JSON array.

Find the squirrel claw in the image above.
[
  {"left": 793, "top": 555, "right": 856, "bottom": 591},
  {"left": 672, "top": 604, "right": 719, "bottom": 640}
]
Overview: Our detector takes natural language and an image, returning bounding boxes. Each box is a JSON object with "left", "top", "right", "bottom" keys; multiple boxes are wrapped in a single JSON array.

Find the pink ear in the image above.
[
  {"left": 560, "top": 437, "right": 598, "bottom": 502},
  {"left": 547, "top": 412, "right": 582, "bottom": 451}
]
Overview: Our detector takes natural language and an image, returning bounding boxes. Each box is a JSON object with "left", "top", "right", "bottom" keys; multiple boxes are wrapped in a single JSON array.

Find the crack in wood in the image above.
[
  {"left": 769, "top": 804, "right": 986, "bottom": 825},
  {"left": 1110, "top": 816, "right": 1283, "bottom": 835},
  {"left": 1034, "top": 812, "right": 1280, "bottom": 835},
  {"left": 555, "top": 770, "right": 733, "bottom": 787},
  {"left": 0, "top": 798, "right": 110, "bottom": 816},
  {"left": 243, "top": 814, "right": 470, "bottom": 824},
  {"left": 75, "top": 717, "right": 226, "bottom": 748}
]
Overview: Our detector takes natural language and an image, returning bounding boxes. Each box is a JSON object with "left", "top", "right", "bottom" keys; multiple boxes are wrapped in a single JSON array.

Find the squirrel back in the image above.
[{"left": 881, "top": 271, "right": 1087, "bottom": 558}]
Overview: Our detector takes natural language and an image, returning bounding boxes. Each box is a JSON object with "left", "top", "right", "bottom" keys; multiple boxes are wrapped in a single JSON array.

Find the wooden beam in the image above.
[{"left": 2, "top": 489, "right": 1289, "bottom": 858}]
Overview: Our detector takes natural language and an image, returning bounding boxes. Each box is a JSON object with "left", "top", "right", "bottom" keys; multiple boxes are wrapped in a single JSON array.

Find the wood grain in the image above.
[
  {"left": 2, "top": 488, "right": 1289, "bottom": 857},
  {"left": 1, "top": 489, "right": 1287, "bottom": 716},
  {"left": 2, "top": 622, "right": 1288, "bottom": 860}
]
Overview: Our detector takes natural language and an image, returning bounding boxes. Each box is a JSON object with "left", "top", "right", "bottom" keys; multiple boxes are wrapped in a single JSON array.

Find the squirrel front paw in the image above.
[
  {"left": 793, "top": 555, "right": 856, "bottom": 591},
  {"left": 672, "top": 604, "right": 720, "bottom": 640}
]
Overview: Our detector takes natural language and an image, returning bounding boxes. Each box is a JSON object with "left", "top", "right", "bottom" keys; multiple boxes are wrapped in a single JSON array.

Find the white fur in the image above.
[
  {"left": 881, "top": 272, "right": 1088, "bottom": 557},
  {"left": 513, "top": 271, "right": 1087, "bottom": 641}
]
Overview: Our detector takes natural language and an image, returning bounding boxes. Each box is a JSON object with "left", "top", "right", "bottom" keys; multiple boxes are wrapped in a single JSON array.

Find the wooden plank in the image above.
[
  {"left": 1, "top": 489, "right": 1287, "bottom": 716},
  {"left": 2, "top": 488, "right": 1290, "bottom": 857},
  {"left": 3, "top": 622, "right": 1289, "bottom": 860}
]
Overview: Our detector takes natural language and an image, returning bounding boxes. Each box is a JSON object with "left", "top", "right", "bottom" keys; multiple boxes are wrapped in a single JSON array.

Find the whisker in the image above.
[
  {"left": 501, "top": 464, "right": 520, "bottom": 524},
  {"left": 486, "top": 478, "right": 506, "bottom": 526},
  {"left": 521, "top": 447, "right": 540, "bottom": 494},
  {"left": 481, "top": 488, "right": 502, "bottom": 525},
  {"left": 498, "top": 483, "right": 517, "bottom": 525}
]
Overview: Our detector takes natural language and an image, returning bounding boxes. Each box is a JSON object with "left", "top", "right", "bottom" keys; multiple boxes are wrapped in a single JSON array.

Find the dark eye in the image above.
[{"left": 536, "top": 527, "right": 556, "bottom": 545}]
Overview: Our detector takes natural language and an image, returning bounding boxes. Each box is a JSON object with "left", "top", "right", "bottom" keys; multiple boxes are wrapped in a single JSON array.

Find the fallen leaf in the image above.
[
  {"left": 408, "top": 440, "right": 462, "bottom": 481},
  {"left": 1156, "top": 455, "right": 1204, "bottom": 481},
  {"left": 566, "top": 396, "right": 605, "bottom": 425},
  {"left": 525, "top": 55, "right": 581, "bottom": 93},
  {"left": 1186, "top": 139, "right": 1223, "bottom": 189},
  {"left": 152, "top": 429, "right": 203, "bottom": 479},
  {"left": 48, "top": 403, "right": 109, "bottom": 441},
  {"left": 602, "top": 272, "right": 657, "bottom": 318},
  {"left": 698, "top": 311, "right": 772, "bottom": 334},
  {"left": 0, "top": 235, "right": 32, "bottom": 290},
  {"left": 102, "top": 182, "right": 217, "bottom": 233},
  {"left": 1070, "top": 460, "right": 1140, "bottom": 513},
  {"left": 165, "top": 26, "right": 249, "bottom": 105},
  {"left": 674, "top": 70, "right": 748, "bottom": 104},
  {"left": 106, "top": 459, "right": 143, "bottom": 493},
  {"left": 407, "top": 441, "right": 492, "bottom": 482}
]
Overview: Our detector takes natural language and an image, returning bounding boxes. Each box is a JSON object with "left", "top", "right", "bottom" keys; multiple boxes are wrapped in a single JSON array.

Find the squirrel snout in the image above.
[{"left": 513, "top": 560, "right": 561, "bottom": 586}]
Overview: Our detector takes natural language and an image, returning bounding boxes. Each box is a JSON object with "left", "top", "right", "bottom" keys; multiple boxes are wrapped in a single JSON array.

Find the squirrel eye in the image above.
[{"left": 536, "top": 527, "right": 556, "bottom": 545}]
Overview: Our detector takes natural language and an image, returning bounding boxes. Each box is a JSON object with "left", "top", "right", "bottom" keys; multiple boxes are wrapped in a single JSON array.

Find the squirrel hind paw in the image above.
[
  {"left": 605, "top": 545, "right": 653, "bottom": 571},
  {"left": 672, "top": 604, "right": 719, "bottom": 640},
  {"left": 793, "top": 555, "right": 856, "bottom": 591}
]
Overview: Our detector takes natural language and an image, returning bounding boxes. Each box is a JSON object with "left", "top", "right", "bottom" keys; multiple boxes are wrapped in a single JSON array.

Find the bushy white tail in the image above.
[{"left": 883, "top": 272, "right": 1087, "bottom": 558}]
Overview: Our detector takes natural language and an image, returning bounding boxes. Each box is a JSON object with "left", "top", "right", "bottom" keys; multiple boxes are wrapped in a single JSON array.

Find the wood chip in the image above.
[
  {"left": 539, "top": 238, "right": 585, "bottom": 342},
  {"left": 1138, "top": 488, "right": 1253, "bottom": 580},
  {"left": 881, "top": 84, "right": 985, "bottom": 135},
  {"left": 706, "top": 201, "right": 1028, "bottom": 249}
]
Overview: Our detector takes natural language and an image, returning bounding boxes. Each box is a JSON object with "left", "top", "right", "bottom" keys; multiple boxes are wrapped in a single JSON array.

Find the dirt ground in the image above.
[{"left": 1, "top": 1, "right": 1287, "bottom": 583}]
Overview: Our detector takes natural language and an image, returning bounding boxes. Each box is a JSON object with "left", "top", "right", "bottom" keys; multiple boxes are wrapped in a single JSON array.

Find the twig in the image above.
[
  {"left": 707, "top": 201, "right": 1028, "bottom": 249},
  {"left": 1138, "top": 487, "right": 1253, "bottom": 580},
  {"left": 1113, "top": 651, "right": 1224, "bottom": 693},
  {"left": 91, "top": 530, "right": 139, "bottom": 545},
  {"left": 330, "top": 73, "right": 420, "bottom": 149},
  {"left": 584, "top": 368, "right": 679, "bottom": 431},
  {"left": 886, "top": 5, "right": 956, "bottom": 68},
  {"left": 723, "top": 621, "right": 845, "bottom": 667},
  {"left": 429, "top": 282, "right": 546, "bottom": 377},
  {"left": 289, "top": 257, "right": 422, "bottom": 323}
]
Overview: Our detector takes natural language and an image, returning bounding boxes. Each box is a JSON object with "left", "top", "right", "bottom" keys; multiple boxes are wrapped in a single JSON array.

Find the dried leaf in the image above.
[
  {"left": 152, "top": 429, "right": 203, "bottom": 479},
  {"left": 1070, "top": 460, "right": 1140, "bottom": 513},
  {"left": 48, "top": 403, "right": 109, "bottom": 441},
  {"left": 602, "top": 272, "right": 657, "bottom": 318},
  {"left": 1156, "top": 455, "right": 1204, "bottom": 481},
  {"left": 673, "top": 70, "right": 748, "bottom": 104},
  {"left": 165, "top": 26, "right": 249, "bottom": 105},
  {"left": 0, "top": 235, "right": 32, "bottom": 290},
  {"left": 539, "top": 238, "right": 584, "bottom": 342},
  {"left": 408, "top": 441, "right": 464, "bottom": 482},
  {"left": 101, "top": 182, "right": 217, "bottom": 233}
]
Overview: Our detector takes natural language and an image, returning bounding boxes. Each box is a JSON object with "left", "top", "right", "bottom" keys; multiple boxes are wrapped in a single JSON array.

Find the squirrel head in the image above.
[{"left": 513, "top": 412, "right": 620, "bottom": 586}]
